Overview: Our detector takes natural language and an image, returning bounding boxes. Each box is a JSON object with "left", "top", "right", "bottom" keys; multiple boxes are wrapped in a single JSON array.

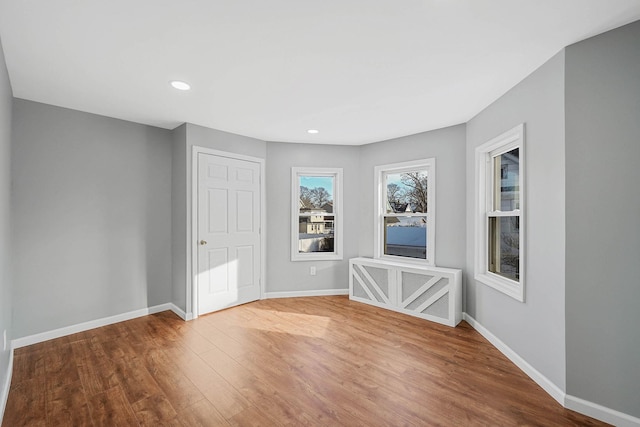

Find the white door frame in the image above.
[{"left": 190, "top": 146, "right": 266, "bottom": 319}]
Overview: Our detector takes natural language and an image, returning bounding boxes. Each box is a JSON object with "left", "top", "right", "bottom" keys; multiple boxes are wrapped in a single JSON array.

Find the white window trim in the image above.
[
  {"left": 474, "top": 124, "right": 525, "bottom": 302},
  {"left": 374, "top": 158, "right": 436, "bottom": 266},
  {"left": 291, "top": 167, "right": 343, "bottom": 261}
]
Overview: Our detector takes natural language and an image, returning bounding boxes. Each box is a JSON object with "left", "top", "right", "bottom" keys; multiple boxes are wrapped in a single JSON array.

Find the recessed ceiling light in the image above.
[
  {"left": 307, "top": 129, "right": 319, "bottom": 134},
  {"left": 170, "top": 80, "right": 191, "bottom": 91}
]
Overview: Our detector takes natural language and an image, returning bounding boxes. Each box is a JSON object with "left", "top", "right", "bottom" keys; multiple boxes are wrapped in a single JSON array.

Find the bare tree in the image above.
[
  {"left": 499, "top": 217, "right": 520, "bottom": 272},
  {"left": 401, "top": 172, "right": 428, "bottom": 213},
  {"left": 310, "top": 187, "right": 331, "bottom": 208},
  {"left": 299, "top": 186, "right": 313, "bottom": 208},
  {"left": 301, "top": 186, "right": 332, "bottom": 208},
  {"left": 387, "top": 183, "right": 404, "bottom": 204}
]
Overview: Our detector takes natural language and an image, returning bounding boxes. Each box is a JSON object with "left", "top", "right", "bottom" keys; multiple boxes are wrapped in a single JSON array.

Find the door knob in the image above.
[{"left": 200, "top": 240, "right": 207, "bottom": 245}]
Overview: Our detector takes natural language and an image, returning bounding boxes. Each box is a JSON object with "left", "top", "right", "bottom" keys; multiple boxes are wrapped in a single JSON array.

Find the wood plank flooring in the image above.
[{"left": 3, "top": 296, "right": 607, "bottom": 426}]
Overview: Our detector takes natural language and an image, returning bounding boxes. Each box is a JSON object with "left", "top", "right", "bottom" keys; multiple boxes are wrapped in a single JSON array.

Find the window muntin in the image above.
[
  {"left": 291, "top": 168, "right": 343, "bottom": 261},
  {"left": 475, "top": 124, "right": 524, "bottom": 301},
  {"left": 385, "top": 172, "right": 428, "bottom": 214},
  {"left": 488, "top": 216, "right": 519, "bottom": 281},
  {"left": 298, "top": 175, "right": 334, "bottom": 253},
  {"left": 493, "top": 148, "right": 520, "bottom": 211},
  {"left": 488, "top": 147, "right": 520, "bottom": 281},
  {"left": 375, "top": 159, "right": 435, "bottom": 265}
]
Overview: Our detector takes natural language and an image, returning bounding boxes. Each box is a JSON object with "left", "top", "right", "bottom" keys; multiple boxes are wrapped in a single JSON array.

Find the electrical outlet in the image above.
[{"left": 310, "top": 266, "right": 316, "bottom": 276}]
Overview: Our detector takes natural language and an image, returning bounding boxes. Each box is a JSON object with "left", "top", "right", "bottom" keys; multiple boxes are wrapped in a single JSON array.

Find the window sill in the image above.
[
  {"left": 475, "top": 272, "right": 524, "bottom": 302},
  {"left": 292, "top": 253, "right": 343, "bottom": 262}
]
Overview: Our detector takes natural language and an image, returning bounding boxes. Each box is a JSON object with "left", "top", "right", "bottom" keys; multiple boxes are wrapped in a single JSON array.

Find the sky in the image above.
[
  {"left": 298, "top": 171, "right": 428, "bottom": 200},
  {"left": 386, "top": 172, "right": 428, "bottom": 193},
  {"left": 299, "top": 176, "right": 334, "bottom": 197}
]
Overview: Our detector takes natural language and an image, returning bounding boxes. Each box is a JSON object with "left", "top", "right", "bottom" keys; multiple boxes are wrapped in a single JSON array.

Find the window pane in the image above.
[
  {"left": 299, "top": 215, "right": 334, "bottom": 253},
  {"left": 384, "top": 216, "right": 427, "bottom": 259},
  {"left": 299, "top": 176, "right": 334, "bottom": 214},
  {"left": 385, "top": 170, "right": 428, "bottom": 214},
  {"left": 488, "top": 216, "right": 519, "bottom": 281},
  {"left": 493, "top": 148, "right": 519, "bottom": 211}
]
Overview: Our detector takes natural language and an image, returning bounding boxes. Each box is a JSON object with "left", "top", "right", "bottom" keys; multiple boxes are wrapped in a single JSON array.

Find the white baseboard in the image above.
[
  {"left": 12, "top": 303, "right": 174, "bottom": 349},
  {"left": 463, "top": 313, "right": 565, "bottom": 404},
  {"left": 463, "top": 313, "right": 640, "bottom": 426},
  {"left": 169, "top": 303, "right": 193, "bottom": 321},
  {"left": 565, "top": 395, "right": 640, "bottom": 427},
  {"left": 0, "top": 346, "right": 14, "bottom": 426},
  {"left": 264, "top": 289, "right": 349, "bottom": 299},
  {"left": 170, "top": 303, "right": 186, "bottom": 320}
]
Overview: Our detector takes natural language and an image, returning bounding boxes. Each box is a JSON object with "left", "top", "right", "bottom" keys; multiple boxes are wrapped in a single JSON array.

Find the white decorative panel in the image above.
[
  {"left": 209, "top": 164, "right": 228, "bottom": 180},
  {"left": 236, "top": 167, "right": 254, "bottom": 183},
  {"left": 352, "top": 277, "right": 371, "bottom": 301},
  {"left": 208, "top": 189, "right": 228, "bottom": 233},
  {"left": 349, "top": 257, "right": 462, "bottom": 327},
  {"left": 423, "top": 294, "right": 449, "bottom": 319},
  {"left": 401, "top": 272, "right": 434, "bottom": 299},
  {"left": 352, "top": 264, "right": 390, "bottom": 304},
  {"left": 207, "top": 249, "right": 229, "bottom": 294},
  {"left": 237, "top": 246, "right": 254, "bottom": 288},
  {"left": 236, "top": 190, "right": 254, "bottom": 232},
  {"left": 402, "top": 275, "right": 448, "bottom": 312},
  {"left": 363, "top": 266, "right": 389, "bottom": 299}
]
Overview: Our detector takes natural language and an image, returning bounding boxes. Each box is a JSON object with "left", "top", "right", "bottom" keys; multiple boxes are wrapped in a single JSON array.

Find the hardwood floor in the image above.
[{"left": 3, "top": 296, "right": 607, "bottom": 426}]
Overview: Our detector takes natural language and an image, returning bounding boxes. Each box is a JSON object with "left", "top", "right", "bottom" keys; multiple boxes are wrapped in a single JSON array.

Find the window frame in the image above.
[
  {"left": 291, "top": 167, "right": 343, "bottom": 261},
  {"left": 474, "top": 124, "right": 525, "bottom": 302},
  {"left": 374, "top": 158, "right": 436, "bottom": 266}
]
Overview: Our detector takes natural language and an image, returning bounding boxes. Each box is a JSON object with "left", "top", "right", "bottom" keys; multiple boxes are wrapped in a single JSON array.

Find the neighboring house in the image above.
[
  {"left": 299, "top": 205, "right": 335, "bottom": 235},
  {"left": 298, "top": 214, "right": 327, "bottom": 234},
  {"left": 388, "top": 201, "right": 408, "bottom": 213},
  {"left": 320, "top": 202, "right": 333, "bottom": 213}
]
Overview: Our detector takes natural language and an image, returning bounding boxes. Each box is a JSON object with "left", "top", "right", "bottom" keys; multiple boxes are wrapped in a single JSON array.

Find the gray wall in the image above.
[
  {"left": 265, "top": 125, "right": 465, "bottom": 295},
  {"left": 11, "top": 100, "right": 173, "bottom": 338},
  {"left": 465, "top": 51, "right": 566, "bottom": 389},
  {"left": 0, "top": 38, "right": 13, "bottom": 414},
  {"left": 358, "top": 125, "right": 467, "bottom": 271},
  {"left": 266, "top": 142, "right": 360, "bottom": 293},
  {"left": 180, "top": 124, "right": 267, "bottom": 315},
  {"left": 565, "top": 20, "right": 640, "bottom": 416}
]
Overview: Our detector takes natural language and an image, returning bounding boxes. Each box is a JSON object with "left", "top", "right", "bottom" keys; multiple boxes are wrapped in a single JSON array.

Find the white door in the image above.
[{"left": 197, "top": 153, "right": 261, "bottom": 315}]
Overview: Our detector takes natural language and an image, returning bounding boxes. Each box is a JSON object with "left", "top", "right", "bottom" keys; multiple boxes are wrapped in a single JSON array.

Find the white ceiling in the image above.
[{"left": 1, "top": 1, "right": 639, "bottom": 145}]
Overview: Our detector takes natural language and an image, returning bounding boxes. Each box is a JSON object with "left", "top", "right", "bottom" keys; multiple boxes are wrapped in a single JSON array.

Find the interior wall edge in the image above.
[
  {"left": 564, "top": 395, "right": 640, "bottom": 427},
  {"left": 463, "top": 313, "right": 639, "bottom": 426},
  {"left": 462, "top": 313, "right": 565, "bottom": 404}
]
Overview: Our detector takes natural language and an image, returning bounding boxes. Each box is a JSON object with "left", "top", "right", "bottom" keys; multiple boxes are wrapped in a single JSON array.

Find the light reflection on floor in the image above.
[{"left": 240, "top": 306, "right": 331, "bottom": 338}]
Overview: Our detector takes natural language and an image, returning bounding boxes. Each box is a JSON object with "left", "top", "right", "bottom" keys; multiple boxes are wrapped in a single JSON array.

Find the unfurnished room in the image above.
[{"left": 0, "top": 1, "right": 639, "bottom": 426}]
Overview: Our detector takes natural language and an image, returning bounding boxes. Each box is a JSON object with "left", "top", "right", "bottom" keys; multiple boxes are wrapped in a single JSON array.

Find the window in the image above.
[
  {"left": 291, "top": 167, "right": 343, "bottom": 261},
  {"left": 475, "top": 124, "right": 525, "bottom": 301},
  {"left": 374, "top": 158, "right": 436, "bottom": 265}
]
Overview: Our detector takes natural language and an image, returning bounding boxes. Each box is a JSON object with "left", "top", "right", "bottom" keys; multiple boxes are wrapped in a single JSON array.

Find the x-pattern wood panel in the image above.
[
  {"left": 352, "top": 264, "right": 389, "bottom": 304},
  {"left": 401, "top": 275, "right": 447, "bottom": 311}
]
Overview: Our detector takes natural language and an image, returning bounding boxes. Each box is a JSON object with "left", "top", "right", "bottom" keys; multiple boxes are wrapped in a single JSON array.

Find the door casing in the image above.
[{"left": 190, "top": 146, "right": 266, "bottom": 319}]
